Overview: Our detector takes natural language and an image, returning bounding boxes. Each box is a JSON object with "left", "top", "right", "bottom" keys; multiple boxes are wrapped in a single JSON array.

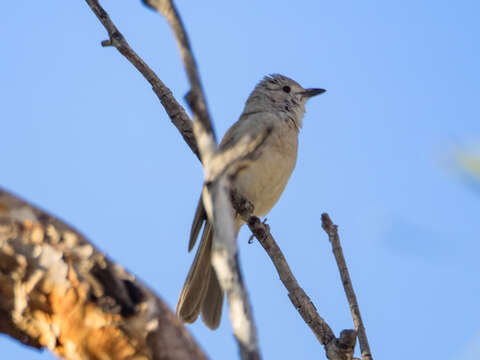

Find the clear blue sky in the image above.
[{"left": 1, "top": 1, "right": 479, "bottom": 359}]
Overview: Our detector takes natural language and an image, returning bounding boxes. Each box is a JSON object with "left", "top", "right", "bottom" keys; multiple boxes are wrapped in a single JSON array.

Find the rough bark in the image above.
[{"left": 0, "top": 189, "right": 207, "bottom": 360}]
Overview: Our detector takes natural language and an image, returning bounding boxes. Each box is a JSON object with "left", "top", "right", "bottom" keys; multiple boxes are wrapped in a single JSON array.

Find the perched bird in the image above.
[{"left": 176, "top": 74, "right": 325, "bottom": 329}]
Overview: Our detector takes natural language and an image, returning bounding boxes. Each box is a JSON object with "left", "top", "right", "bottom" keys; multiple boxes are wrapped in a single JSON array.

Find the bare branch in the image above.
[
  {"left": 246, "top": 216, "right": 335, "bottom": 344},
  {"left": 193, "top": 127, "right": 262, "bottom": 360},
  {"left": 84, "top": 0, "right": 200, "bottom": 160},
  {"left": 0, "top": 188, "right": 207, "bottom": 360},
  {"left": 208, "top": 178, "right": 259, "bottom": 360},
  {"left": 188, "top": 80, "right": 262, "bottom": 360},
  {"left": 142, "top": 0, "right": 215, "bottom": 139},
  {"left": 231, "top": 191, "right": 358, "bottom": 360},
  {"left": 322, "top": 213, "right": 373, "bottom": 360}
]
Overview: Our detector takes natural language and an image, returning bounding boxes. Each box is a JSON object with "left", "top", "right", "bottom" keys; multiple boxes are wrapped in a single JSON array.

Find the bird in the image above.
[{"left": 176, "top": 74, "right": 325, "bottom": 329}]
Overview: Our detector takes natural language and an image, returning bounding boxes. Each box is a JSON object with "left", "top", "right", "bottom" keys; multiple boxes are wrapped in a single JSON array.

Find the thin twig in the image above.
[
  {"left": 250, "top": 217, "right": 335, "bottom": 344},
  {"left": 84, "top": 0, "right": 200, "bottom": 160},
  {"left": 231, "top": 191, "right": 357, "bottom": 360},
  {"left": 321, "top": 213, "right": 373, "bottom": 360},
  {"left": 230, "top": 190, "right": 334, "bottom": 345},
  {"left": 142, "top": 0, "right": 215, "bottom": 141}
]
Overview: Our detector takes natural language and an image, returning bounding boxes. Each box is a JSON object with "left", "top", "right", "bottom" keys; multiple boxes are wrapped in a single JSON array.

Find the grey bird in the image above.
[{"left": 176, "top": 74, "right": 325, "bottom": 329}]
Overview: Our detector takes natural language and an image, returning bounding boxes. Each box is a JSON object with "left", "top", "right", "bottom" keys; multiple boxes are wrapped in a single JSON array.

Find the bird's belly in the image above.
[{"left": 234, "top": 138, "right": 297, "bottom": 217}]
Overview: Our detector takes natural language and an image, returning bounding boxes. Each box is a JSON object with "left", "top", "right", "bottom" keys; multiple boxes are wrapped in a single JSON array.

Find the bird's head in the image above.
[{"left": 245, "top": 74, "right": 325, "bottom": 129}]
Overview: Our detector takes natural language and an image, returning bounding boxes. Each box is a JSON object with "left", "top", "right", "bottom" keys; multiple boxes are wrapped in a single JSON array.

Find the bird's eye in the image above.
[{"left": 282, "top": 86, "right": 291, "bottom": 93}]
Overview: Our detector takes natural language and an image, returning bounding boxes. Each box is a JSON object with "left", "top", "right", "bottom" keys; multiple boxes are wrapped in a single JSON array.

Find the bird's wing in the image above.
[
  {"left": 219, "top": 110, "right": 266, "bottom": 151},
  {"left": 188, "top": 110, "right": 269, "bottom": 251},
  {"left": 188, "top": 194, "right": 207, "bottom": 252}
]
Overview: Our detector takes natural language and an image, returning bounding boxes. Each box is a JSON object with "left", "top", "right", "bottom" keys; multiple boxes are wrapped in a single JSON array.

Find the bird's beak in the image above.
[{"left": 300, "top": 88, "right": 326, "bottom": 98}]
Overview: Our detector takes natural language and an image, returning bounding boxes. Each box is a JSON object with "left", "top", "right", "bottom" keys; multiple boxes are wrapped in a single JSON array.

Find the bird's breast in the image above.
[{"left": 233, "top": 124, "right": 298, "bottom": 217}]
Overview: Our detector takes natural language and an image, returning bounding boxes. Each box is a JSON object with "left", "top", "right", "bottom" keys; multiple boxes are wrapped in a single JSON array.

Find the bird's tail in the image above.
[
  {"left": 177, "top": 194, "right": 244, "bottom": 329},
  {"left": 176, "top": 221, "right": 224, "bottom": 329}
]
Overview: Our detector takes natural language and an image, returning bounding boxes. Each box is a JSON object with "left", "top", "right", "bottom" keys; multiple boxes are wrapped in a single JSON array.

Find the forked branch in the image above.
[
  {"left": 231, "top": 191, "right": 358, "bottom": 360},
  {"left": 142, "top": 0, "right": 214, "bottom": 139},
  {"left": 85, "top": 0, "right": 200, "bottom": 159}
]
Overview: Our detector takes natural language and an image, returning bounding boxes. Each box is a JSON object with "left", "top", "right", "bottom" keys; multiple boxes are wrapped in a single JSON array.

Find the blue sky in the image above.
[{"left": 1, "top": 1, "right": 479, "bottom": 359}]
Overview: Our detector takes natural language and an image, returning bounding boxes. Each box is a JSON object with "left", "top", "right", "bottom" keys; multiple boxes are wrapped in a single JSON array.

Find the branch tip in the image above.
[
  {"left": 321, "top": 212, "right": 333, "bottom": 229},
  {"left": 321, "top": 213, "right": 373, "bottom": 360}
]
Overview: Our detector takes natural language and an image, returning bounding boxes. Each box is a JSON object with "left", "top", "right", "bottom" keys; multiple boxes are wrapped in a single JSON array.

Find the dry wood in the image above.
[
  {"left": 231, "top": 190, "right": 358, "bottom": 360},
  {"left": 0, "top": 189, "right": 207, "bottom": 360},
  {"left": 85, "top": 0, "right": 200, "bottom": 160},
  {"left": 322, "top": 214, "right": 373, "bottom": 360}
]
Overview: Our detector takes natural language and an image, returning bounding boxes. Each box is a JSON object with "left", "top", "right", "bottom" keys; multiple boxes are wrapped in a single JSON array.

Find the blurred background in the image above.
[{"left": 1, "top": 0, "right": 479, "bottom": 359}]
